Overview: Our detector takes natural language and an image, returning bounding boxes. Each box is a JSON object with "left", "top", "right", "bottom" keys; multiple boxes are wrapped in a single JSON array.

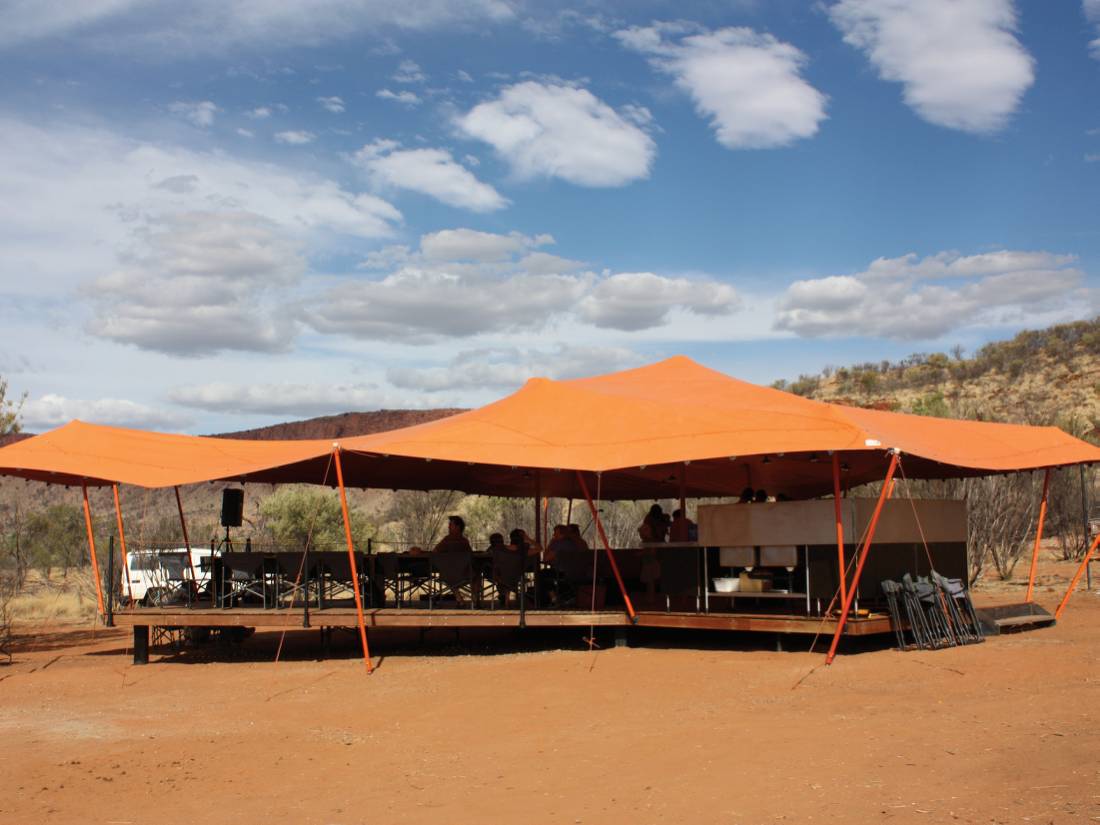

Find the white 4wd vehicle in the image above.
[{"left": 123, "top": 547, "right": 213, "bottom": 605}]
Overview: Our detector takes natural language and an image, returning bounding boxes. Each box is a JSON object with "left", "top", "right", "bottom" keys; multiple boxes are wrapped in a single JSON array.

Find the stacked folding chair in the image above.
[{"left": 881, "top": 571, "right": 984, "bottom": 651}]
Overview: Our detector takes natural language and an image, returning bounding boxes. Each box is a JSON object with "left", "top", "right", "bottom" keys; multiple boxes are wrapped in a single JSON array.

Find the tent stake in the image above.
[
  {"left": 112, "top": 484, "right": 133, "bottom": 605},
  {"left": 1054, "top": 531, "right": 1100, "bottom": 620},
  {"left": 825, "top": 452, "right": 900, "bottom": 665},
  {"left": 333, "top": 446, "right": 373, "bottom": 673},
  {"left": 576, "top": 471, "right": 636, "bottom": 623},
  {"left": 81, "top": 482, "right": 106, "bottom": 619},
  {"left": 174, "top": 486, "right": 199, "bottom": 606},
  {"left": 832, "top": 453, "right": 847, "bottom": 607},
  {"left": 1025, "top": 468, "right": 1051, "bottom": 602}
]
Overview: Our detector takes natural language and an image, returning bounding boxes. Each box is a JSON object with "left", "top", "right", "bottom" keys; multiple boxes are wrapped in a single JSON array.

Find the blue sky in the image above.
[{"left": 1, "top": 0, "right": 1098, "bottom": 434}]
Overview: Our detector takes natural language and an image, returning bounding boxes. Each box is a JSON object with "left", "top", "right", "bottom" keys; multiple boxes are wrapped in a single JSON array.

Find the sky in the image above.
[{"left": 1, "top": 0, "right": 1099, "bottom": 434}]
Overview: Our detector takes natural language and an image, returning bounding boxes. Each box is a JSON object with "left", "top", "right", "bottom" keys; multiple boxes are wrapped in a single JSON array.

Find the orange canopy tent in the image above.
[
  {"left": 4, "top": 355, "right": 1096, "bottom": 668},
  {"left": 3, "top": 356, "right": 1096, "bottom": 496}
]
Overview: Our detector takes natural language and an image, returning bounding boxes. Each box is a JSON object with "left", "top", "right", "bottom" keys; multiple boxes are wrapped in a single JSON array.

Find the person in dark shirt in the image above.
[{"left": 432, "top": 515, "right": 473, "bottom": 553}]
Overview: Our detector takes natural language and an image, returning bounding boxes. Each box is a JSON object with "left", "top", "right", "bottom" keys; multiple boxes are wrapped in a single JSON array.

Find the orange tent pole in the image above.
[
  {"left": 832, "top": 453, "right": 847, "bottom": 607},
  {"left": 825, "top": 452, "right": 900, "bottom": 665},
  {"left": 333, "top": 446, "right": 372, "bottom": 674},
  {"left": 576, "top": 471, "right": 636, "bottom": 623},
  {"left": 1054, "top": 531, "right": 1100, "bottom": 620},
  {"left": 1025, "top": 469, "right": 1051, "bottom": 602},
  {"left": 173, "top": 486, "right": 199, "bottom": 596},
  {"left": 81, "top": 483, "right": 106, "bottom": 619},
  {"left": 112, "top": 484, "right": 133, "bottom": 604}
]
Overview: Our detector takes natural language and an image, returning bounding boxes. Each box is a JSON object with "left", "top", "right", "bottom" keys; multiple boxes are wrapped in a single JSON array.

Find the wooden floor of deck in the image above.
[{"left": 111, "top": 606, "right": 894, "bottom": 636}]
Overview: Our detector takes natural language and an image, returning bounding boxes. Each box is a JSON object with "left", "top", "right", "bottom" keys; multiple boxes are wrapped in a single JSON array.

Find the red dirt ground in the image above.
[{"left": 1, "top": 559, "right": 1098, "bottom": 825}]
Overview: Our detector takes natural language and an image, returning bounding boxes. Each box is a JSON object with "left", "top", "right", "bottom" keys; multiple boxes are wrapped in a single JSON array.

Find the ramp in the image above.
[{"left": 975, "top": 602, "right": 1055, "bottom": 635}]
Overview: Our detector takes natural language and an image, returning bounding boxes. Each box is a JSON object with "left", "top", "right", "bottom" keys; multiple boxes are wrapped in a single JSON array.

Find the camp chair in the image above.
[
  {"left": 657, "top": 547, "right": 700, "bottom": 612},
  {"left": 219, "top": 552, "right": 269, "bottom": 608},
  {"left": 901, "top": 574, "right": 956, "bottom": 649},
  {"left": 491, "top": 548, "right": 537, "bottom": 609},
  {"left": 400, "top": 555, "right": 433, "bottom": 605},
  {"left": 375, "top": 553, "right": 402, "bottom": 607},
  {"left": 549, "top": 547, "right": 594, "bottom": 607},
  {"left": 880, "top": 580, "right": 910, "bottom": 651},
  {"left": 313, "top": 551, "right": 365, "bottom": 609},
  {"left": 932, "top": 570, "right": 984, "bottom": 644},
  {"left": 430, "top": 549, "right": 475, "bottom": 608},
  {"left": 273, "top": 552, "right": 316, "bottom": 608}
]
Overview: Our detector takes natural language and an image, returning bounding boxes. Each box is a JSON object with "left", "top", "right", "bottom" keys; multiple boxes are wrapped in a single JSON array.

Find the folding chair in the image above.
[
  {"left": 491, "top": 549, "right": 537, "bottom": 609},
  {"left": 220, "top": 552, "right": 269, "bottom": 608},
  {"left": 431, "top": 550, "right": 475, "bottom": 608}
]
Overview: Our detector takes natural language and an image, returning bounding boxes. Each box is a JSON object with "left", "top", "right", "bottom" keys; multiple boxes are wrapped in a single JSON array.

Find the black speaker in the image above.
[{"left": 220, "top": 488, "right": 244, "bottom": 528}]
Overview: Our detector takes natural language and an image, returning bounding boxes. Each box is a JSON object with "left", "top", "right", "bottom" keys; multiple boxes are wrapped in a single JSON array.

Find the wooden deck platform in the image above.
[{"left": 111, "top": 605, "right": 894, "bottom": 636}]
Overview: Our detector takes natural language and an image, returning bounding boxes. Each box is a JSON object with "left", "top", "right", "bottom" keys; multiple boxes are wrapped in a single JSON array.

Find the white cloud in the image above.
[
  {"left": 167, "top": 381, "right": 419, "bottom": 417},
  {"left": 456, "top": 69, "right": 474, "bottom": 83},
  {"left": 236, "top": 127, "right": 254, "bottom": 138},
  {"left": 317, "top": 95, "right": 345, "bottom": 113},
  {"left": 275, "top": 129, "right": 316, "bottom": 145},
  {"left": 88, "top": 211, "right": 304, "bottom": 355},
  {"left": 353, "top": 140, "right": 508, "bottom": 212},
  {"left": 456, "top": 81, "right": 656, "bottom": 187},
  {"left": 22, "top": 393, "right": 191, "bottom": 431},
  {"left": 774, "top": 250, "right": 1088, "bottom": 339},
  {"left": 0, "top": 1, "right": 517, "bottom": 55},
  {"left": 168, "top": 100, "right": 218, "bottom": 127},
  {"left": 246, "top": 105, "right": 278, "bottom": 119},
  {"left": 388, "top": 345, "right": 644, "bottom": 392},
  {"left": 376, "top": 88, "right": 422, "bottom": 106},
  {"left": 393, "top": 59, "right": 426, "bottom": 83},
  {"left": 0, "top": 117, "right": 402, "bottom": 355},
  {"left": 616, "top": 23, "right": 827, "bottom": 149},
  {"left": 828, "top": 0, "right": 1034, "bottom": 133},
  {"left": 578, "top": 272, "right": 740, "bottom": 331},
  {"left": 305, "top": 230, "right": 738, "bottom": 342},
  {"left": 420, "top": 228, "right": 534, "bottom": 261},
  {"left": 1087, "top": 0, "right": 1100, "bottom": 59},
  {"left": 305, "top": 267, "right": 590, "bottom": 341}
]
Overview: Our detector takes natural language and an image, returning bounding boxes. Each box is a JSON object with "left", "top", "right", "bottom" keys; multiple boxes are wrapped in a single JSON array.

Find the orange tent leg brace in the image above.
[
  {"left": 333, "top": 447, "right": 372, "bottom": 674},
  {"left": 81, "top": 483, "right": 106, "bottom": 619},
  {"left": 576, "top": 471, "right": 637, "bottom": 623},
  {"left": 832, "top": 453, "right": 847, "bottom": 607},
  {"left": 173, "top": 486, "right": 199, "bottom": 595},
  {"left": 1025, "top": 468, "right": 1051, "bottom": 603},
  {"left": 825, "top": 452, "right": 900, "bottom": 665},
  {"left": 1054, "top": 531, "right": 1100, "bottom": 620},
  {"left": 112, "top": 484, "right": 133, "bottom": 604}
]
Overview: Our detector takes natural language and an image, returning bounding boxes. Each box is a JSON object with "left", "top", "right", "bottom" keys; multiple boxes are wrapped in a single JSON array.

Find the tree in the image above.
[
  {"left": 0, "top": 377, "right": 25, "bottom": 436},
  {"left": 23, "top": 504, "right": 88, "bottom": 577},
  {"left": 257, "top": 486, "right": 373, "bottom": 551}
]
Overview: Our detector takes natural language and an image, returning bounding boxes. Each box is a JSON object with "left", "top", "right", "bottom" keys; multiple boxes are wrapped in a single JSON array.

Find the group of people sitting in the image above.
[{"left": 423, "top": 515, "right": 590, "bottom": 562}]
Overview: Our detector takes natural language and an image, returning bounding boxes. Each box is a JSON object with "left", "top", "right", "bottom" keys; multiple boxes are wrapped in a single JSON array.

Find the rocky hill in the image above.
[
  {"left": 215, "top": 408, "right": 465, "bottom": 440},
  {"left": 773, "top": 317, "right": 1100, "bottom": 437}
]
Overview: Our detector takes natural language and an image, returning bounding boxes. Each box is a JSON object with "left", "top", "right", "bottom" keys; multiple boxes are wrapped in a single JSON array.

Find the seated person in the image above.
[
  {"left": 669, "top": 508, "right": 698, "bottom": 542},
  {"left": 739, "top": 486, "right": 755, "bottom": 504},
  {"left": 485, "top": 532, "right": 506, "bottom": 552},
  {"left": 507, "top": 527, "right": 542, "bottom": 557},
  {"left": 567, "top": 524, "right": 589, "bottom": 551},
  {"left": 638, "top": 503, "right": 670, "bottom": 544},
  {"left": 432, "top": 515, "right": 473, "bottom": 553},
  {"left": 545, "top": 524, "right": 578, "bottom": 564},
  {"left": 754, "top": 489, "right": 769, "bottom": 504}
]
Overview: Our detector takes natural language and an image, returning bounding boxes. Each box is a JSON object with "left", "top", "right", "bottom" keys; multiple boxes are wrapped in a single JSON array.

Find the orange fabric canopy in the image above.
[
  {"left": 1, "top": 356, "right": 1096, "bottom": 497},
  {"left": 0, "top": 419, "right": 333, "bottom": 488}
]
